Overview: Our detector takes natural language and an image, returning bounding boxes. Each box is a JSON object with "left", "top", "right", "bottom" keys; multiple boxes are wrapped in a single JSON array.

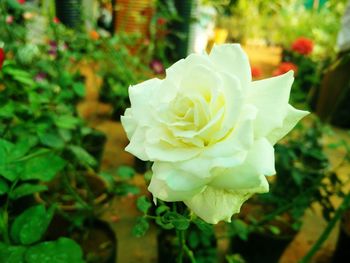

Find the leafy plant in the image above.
[{"left": 133, "top": 196, "right": 218, "bottom": 263}]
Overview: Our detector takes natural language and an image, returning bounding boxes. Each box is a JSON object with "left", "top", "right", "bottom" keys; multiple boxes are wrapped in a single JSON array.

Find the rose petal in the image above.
[
  {"left": 184, "top": 177, "right": 268, "bottom": 224},
  {"left": 149, "top": 163, "right": 207, "bottom": 201},
  {"left": 248, "top": 71, "right": 294, "bottom": 138},
  {"left": 125, "top": 126, "right": 149, "bottom": 160},
  {"left": 129, "top": 78, "right": 161, "bottom": 126},
  {"left": 267, "top": 105, "right": 309, "bottom": 145},
  {"left": 209, "top": 44, "right": 251, "bottom": 87},
  {"left": 152, "top": 162, "right": 208, "bottom": 191},
  {"left": 120, "top": 108, "right": 137, "bottom": 140},
  {"left": 210, "top": 138, "right": 275, "bottom": 190}
]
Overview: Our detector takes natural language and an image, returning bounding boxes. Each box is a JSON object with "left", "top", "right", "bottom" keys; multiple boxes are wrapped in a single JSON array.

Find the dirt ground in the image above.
[{"left": 76, "top": 45, "right": 349, "bottom": 263}]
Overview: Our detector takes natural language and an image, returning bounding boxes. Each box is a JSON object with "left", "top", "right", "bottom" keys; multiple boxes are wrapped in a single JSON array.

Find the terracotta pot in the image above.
[{"left": 114, "top": 0, "right": 154, "bottom": 35}]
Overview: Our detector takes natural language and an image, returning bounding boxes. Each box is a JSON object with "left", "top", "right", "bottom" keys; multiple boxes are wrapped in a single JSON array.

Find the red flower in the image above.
[
  {"left": 53, "top": 17, "right": 60, "bottom": 24},
  {"left": 273, "top": 62, "right": 298, "bottom": 76},
  {"left": 0, "top": 48, "right": 5, "bottom": 70},
  {"left": 18, "top": 0, "right": 25, "bottom": 4},
  {"left": 157, "top": 17, "right": 167, "bottom": 26},
  {"left": 291, "top": 37, "right": 313, "bottom": 56},
  {"left": 251, "top": 66, "right": 262, "bottom": 78}
]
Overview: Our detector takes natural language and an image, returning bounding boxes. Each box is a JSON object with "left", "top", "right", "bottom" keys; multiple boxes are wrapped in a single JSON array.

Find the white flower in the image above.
[{"left": 121, "top": 44, "right": 308, "bottom": 224}]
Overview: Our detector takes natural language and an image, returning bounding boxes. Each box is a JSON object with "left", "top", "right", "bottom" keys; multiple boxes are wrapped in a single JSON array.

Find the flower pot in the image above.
[
  {"left": 332, "top": 210, "right": 350, "bottom": 262},
  {"left": 46, "top": 216, "right": 117, "bottom": 263},
  {"left": 34, "top": 172, "right": 110, "bottom": 212},
  {"left": 55, "top": 0, "right": 82, "bottom": 29},
  {"left": 114, "top": 0, "right": 154, "bottom": 35},
  {"left": 231, "top": 231, "right": 295, "bottom": 263},
  {"left": 72, "top": 219, "right": 117, "bottom": 263},
  {"left": 230, "top": 201, "right": 297, "bottom": 263}
]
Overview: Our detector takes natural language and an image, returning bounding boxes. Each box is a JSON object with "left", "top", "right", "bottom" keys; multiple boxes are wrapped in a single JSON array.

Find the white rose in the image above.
[{"left": 121, "top": 44, "right": 308, "bottom": 224}]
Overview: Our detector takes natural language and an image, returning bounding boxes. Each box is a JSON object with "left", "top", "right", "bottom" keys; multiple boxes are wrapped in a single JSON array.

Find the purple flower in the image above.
[
  {"left": 35, "top": 72, "right": 47, "bottom": 82},
  {"left": 150, "top": 59, "right": 165, "bottom": 75},
  {"left": 49, "top": 40, "right": 57, "bottom": 48}
]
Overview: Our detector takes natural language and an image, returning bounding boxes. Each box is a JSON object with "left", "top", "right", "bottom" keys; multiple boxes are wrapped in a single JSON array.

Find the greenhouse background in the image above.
[{"left": 1, "top": 0, "right": 350, "bottom": 262}]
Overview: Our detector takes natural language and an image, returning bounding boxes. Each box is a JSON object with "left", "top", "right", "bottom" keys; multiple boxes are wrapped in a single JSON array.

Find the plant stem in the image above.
[
  {"left": 299, "top": 192, "right": 350, "bottom": 263},
  {"left": 1, "top": 179, "right": 19, "bottom": 244},
  {"left": 177, "top": 230, "right": 185, "bottom": 263},
  {"left": 184, "top": 244, "right": 197, "bottom": 263},
  {"left": 63, "top": 172, "right": 91, "bottom": 211}
]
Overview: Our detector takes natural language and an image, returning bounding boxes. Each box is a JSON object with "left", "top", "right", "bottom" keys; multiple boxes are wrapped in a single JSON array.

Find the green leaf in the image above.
[
  {"left": 229, "top": 219, "right": 249, "bottom": 241},
  {"left": 24, "top": 237, "right": 84, "bottom": 263},
  {"left": 113, "top": 183, "right": 140, "bottom": 196},
  {"left": 0, "top": 140, "right": 22, "bottom": 181},
  {"left": 10, "top": 205, "right": 55, "bottom": 245},
  {"left": 136, "top": 196, "right": 152, "bottom": 214},
  {"left": 132, "top": 217, "right": 149, "bottom": 237},
  {"left": 10, "top": 183, "right": 48, "bottom": 200},
  {"left": 117, "top": 166, "right": 135, "bottom": 180},
  {"left": 291, "top": 170, "right": 303, "bottom": 187},
  {"left": 269, "top": 226, "right": 281, "bottom": 235},
  {"left": 10, "top": 138, "right": 38, "bottom": 161},
  {"left": 38, "top": 131, "right": 65, "bottom": 149},
  {"left": 155, "top": 205, "right": 169, "bottom": 216},
  {"left": 54, "top": 115, "right": 80, "bottom": 130},
  {"left": 22, "top": 153, "right": 66, "bottom": 181},
  {"left": 68, "top": 145, "right": 97, "bottom": 167},
  {"left": 0, "top": 103, "right": 15, "bottom": 118},
  {"left": 0, "top": 178, "right": 9, "bottom": 195},
  {"left": 0, "top": 243, "right": 26, "bottom": 263},
  {"left": 193, "top": 218, "right": 213, "bottom": 235},
  {"left": 164, "top": 212, "right": 190, "bottom": 231},
  {"left": 73, "top": 83, "right": 85, "bottom": 97}
]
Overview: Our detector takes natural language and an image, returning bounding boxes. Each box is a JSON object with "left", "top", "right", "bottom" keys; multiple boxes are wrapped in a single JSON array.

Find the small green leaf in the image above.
[
  {"left": 10, "top": 205, "right": 55, "bottom": 245},
  {"left": 269, "top": 226, "right": 281, "bottom": 235},
  {"left": 0, "top": 243, "right": 26, "bottom": 263},
  {"left": 164, "top": 212, "right": 190, "bottom": 231},
  {"left": 0, "top": 178, "right": 9, "bottom": 195},
  {"left": 136, "top": 196, "right": 152, "bottom": 214},
  {"left": 291, "top": 170, "right": 303, "bottom": 187},
  {"left": 10, "top": 183, "right": 48, "bottom": 200},
  {"left": 132, "top": 217, "right": 149, "bottom": 237},
  {"left": 114, "top": 183, "right": 140, "bottom": 196},
  {"left": 0, "top": 103, "right": 15, "bottom": 118},
  {"left": 229, "top": 219, "right": 249, "bottom": 241},
  {"left": 117, "top": 166, "right": 135, "bottom": 180},
  {"left": 155, "top": 205, "right": 169, "bottom": 216},
  {"left": 73, "top": 83, "right": 85, "bottom": 97},
  {"left": 10, "top": 138, "right": 38, "bottom": 161},
  {"left": 54, "top": 115, "right": 80, "bottom": 130},
  {"left": 68, "top": 145, "right": 97, "bottom": 167},
  {"left": 193, "top": 218, "right": 213, "bottom": 235},
  {"left": 24, "top": 238, "right": 84, "bottom": 263},
  {"left": 38, "top": 131, "right": 65, "bottom": 149}
]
